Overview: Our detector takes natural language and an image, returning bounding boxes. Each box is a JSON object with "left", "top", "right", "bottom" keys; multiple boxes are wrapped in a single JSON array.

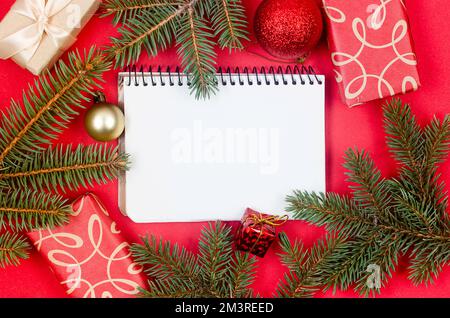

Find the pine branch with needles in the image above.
[
  {"left": 0, "top": 48, "right": 110, "bottom": 165},
  {"left": 0, "top": 233, "right": 30, "bottom": 268},
  {"left": 0, "top": 145, "right": 129, "bottom": 193},
  {"left": 278, "top": 99, "right": 450, "bottom": 297},
  {"left": 102, "top": 0, "right": 184, "bottom": 25},
  {"left": 0, "top": 46, "right": 128, "bottom": 268},
  {"left": 176, "top": 6, "right": 218, "bottom": 98},
  {"left": 0, "top": 189, "right": 71, "bottom": 232},
  {"left": 102, "top": 0, "right": 248, "bottom": 98},
  {"left": 208, "top": 0, "right": 249, "bottom": 51},
  {"left": 131, "top": 222, "right": 257, "bottom": 297},
  {"left": 276, "top": 233, "right": 347, "bottom": 298}
]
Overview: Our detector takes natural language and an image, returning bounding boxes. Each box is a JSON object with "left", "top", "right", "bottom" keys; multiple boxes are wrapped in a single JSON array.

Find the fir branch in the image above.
[
  {"left": 384, "top": 99, "right": 424, "bottom": 169},
  {"left": 0, "top": 189, "right": 71, "bottom": 231},
  {"left": 319, "top": 235, "right": 380, "bottom": 293},
  {"left": 131, "top": 235, "right": 200, "bottom": 296},
  {"left": 198, "top": 221, "right": 233, "bottom": 296},
  {"left": 278, "top": 232, "right": 308, "bottom": 271},
  {"left": 278, "top": 233, "right": 398, "bottom": 297},
  {"left": 385, "top": 100, "right": 450, "bottom": 230},
  {"left": 0, "top": 48, "right": 110, "bottom": 166},
  {"left": 0, "top": 233, "right": 30, "bottom": 268},
  {"left": 0, "top": 46, "right": 126, "bottom": 269},
  {"left": 276, "top": 233, "right": 345, "bottom": 298},
  {"left": 287, "top": 99, "right": 450, "bottom": 294},
  {"left": 102, "top": 0, "right": 183, "bottom": 25},
  {"left": 408, "top": 239, "right": 450, "bottom": 285},
  {"left": 286, "top": 191, "right": 371, "bottom": 239},
  {"left": 287, "top": 191, "right": 450, "bottom": 242},
  {"left": 353, "top": 234, "right": 402, "bottom": 296},
  {"left": 389, "top": 179, "right": 440, "bottom": 231},
  {"left": 132, "top": 222, "right": 257, "bottom": 298},
  {"left": 0, "top": 145, "right": 129, "bottom": 193},
  {"left": 102, "top": 0, "right": 248, "bottom": 99},
  {"left": 344, "top": 149, "right": 392, "bottom": 222},
  {"left": 423, "top": 115, "right": 450, "bottom": 166},
  {"left": 384, "top": 100, "right": 430, "bottom": 213},
  {"left": 107, "top": 1, "right": 195, "bottom": 67},
  {"left": 422, "top": 115, "right": 450, "bottom": 225},
  {"left": 176, "top": 6, "right": 218, "bottom": 98},
  {"left": 208, "top": 0, "right": 249, "bottom": 50},
  {"left": 227, "top": 251, "right": 256, "bottom": 298}
]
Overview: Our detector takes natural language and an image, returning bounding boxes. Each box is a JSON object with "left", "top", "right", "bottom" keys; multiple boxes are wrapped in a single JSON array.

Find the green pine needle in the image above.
[
  {"left": 107, "top": 3, "right": 182, "bottom": 68},
  {"left": 208, "top": 0, "right": 249, "bottom": 51},
  {"left": 227, "top": 251, "right": 256, "bottom": 298},
  {"left": 102, "top": 0, "right": 184, "bottom": 25},
  {"left": 131, "top": 235, "right": 200, "bottom": 297},
  {"left": 0, "top": 189, "right": 71, "bottom": 232},
  {"left": 0, "top": 144, "right": 129, "bottom": 193},
  {"left": 0, "top": 233, "right": 30, "bottom": 268},
  {"left": 102, "top": 0, "right": 248, "bottom": 99},
  {"left": 276, "top": 233, "right": 346, "bottom": 298},
  {"left": 282, "top": 99, "right": 450, "bottom": 297},
  {"left": 0, "top": 46, "right": 127, "bottom": 268},
  {"left": 0, "top": 47, "right": 111, "bottom": 166},
  {"left": 131, "top": 221, "right": 257, "bottom": 297},
  {"left": 176, "top": 7, "right": 218, "bottom": 99}
]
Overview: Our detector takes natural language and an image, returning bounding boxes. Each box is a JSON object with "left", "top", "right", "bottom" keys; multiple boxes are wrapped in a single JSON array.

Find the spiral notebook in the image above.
[{"left": 118, "top": 66, "right": 326, "bottom": 223}]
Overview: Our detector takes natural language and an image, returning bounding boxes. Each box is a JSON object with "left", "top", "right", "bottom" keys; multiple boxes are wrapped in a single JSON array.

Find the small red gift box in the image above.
[
  {"left": 28, "top": 193, "right": 146, "bottom": 298},
  {"left": 235, "top": 208, "right": 287, "bottom": 257},
  {"left": 322, "top": 0, "right": 420, "bottom": 107}
]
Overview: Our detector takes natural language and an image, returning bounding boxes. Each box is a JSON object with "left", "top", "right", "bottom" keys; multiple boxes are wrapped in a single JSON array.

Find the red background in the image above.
[{"left": 0, "top": 0, "right": 449, "bottom": 298}]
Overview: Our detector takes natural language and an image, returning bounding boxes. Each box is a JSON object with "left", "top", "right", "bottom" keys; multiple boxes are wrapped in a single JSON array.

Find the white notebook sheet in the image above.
[{"left": 118, "top": 69, "right": 326, "bottom": 223}]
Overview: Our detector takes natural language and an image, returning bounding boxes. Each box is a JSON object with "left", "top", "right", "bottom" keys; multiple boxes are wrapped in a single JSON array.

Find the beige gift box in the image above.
[{"left": 0, "top": 0, "right": 100, "bottom": 75}]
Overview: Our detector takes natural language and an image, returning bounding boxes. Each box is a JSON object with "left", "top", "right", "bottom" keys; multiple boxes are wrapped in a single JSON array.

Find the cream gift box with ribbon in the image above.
[{"left": 0, "top": 0, "right": 100, "bottom": 75}]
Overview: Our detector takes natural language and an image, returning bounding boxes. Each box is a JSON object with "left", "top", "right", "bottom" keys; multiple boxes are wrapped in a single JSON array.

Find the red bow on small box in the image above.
[{"left": 235, "top": 208, "right": 288, "bottom": 257}]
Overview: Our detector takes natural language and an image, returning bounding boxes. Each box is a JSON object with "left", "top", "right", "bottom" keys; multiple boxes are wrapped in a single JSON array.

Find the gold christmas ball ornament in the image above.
[{"left": 85, "top": 92, "right": 125, "bottom": 142}]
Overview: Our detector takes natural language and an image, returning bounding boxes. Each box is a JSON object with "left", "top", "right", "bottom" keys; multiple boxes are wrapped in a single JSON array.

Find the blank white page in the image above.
[{"left": 119, "top": 72, "right": 325, "bottom": 223}]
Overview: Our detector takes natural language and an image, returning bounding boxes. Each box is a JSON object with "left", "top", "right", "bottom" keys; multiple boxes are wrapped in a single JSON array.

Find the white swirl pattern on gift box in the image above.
[
  {"left": 33, "top": 196, "right": 143, "bottom": 298},
  {"left": 322, "top": 0, "right": 418, "bottom": 101}
]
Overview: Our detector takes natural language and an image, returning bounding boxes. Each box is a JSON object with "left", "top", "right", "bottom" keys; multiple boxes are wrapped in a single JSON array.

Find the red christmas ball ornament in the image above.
[{"left": 254, "top": 0, "right": 324, "bottom": 60}]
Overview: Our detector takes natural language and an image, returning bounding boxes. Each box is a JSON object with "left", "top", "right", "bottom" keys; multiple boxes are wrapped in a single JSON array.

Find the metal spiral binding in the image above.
[{"left": 124, "top": 65, "right": 323, "bottom": 86}]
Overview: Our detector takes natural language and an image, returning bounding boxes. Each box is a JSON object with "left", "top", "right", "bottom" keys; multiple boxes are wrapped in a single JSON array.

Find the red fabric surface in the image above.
[{"left": 0, "top": 0, "right": 449, "bottom": 298}]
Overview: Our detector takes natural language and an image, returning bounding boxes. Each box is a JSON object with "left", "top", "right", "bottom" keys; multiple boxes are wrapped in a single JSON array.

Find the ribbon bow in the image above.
[
  {"left": 247, "top": 214, "right": 289, "bottom": 227},
  {"left": 0, "top": 0, "right": 75, "bottom": 63}
]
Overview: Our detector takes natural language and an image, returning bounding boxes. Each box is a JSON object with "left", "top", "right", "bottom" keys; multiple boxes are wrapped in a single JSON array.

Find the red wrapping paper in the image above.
[
  {"left": 28, "top": 193, "right": 147, "bottom": 298},
  {"left": 322, "top": 0, "right": 420, "bottom": 107},
  {"left": 235, "top": 208, "right": 285, "bottom": 258}
]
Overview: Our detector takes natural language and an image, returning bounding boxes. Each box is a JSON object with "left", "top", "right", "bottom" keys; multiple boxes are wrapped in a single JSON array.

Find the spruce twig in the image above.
[
  {"left": 131, "top": 222, "right": 257, "bottom": 297},
  {"left": 280, "top": 99, "right": 450, "bottom": 297},
  {"left": 102, "top": 0, "right": 248, "bottom": 99},
  {"left": 0, "top": 145, "right": 129, "bottom": 193},
  {"left": 102, "top": 0, "right": 184, "bottom": 25},
  {"left": 208, "top": 0, "right": 249, "bottom": 50},
  {"left": 0, "top": 233, "right": 30, "bottom": 268},
  {"left": 106, "top": 0, "right": 196, "bottom": 68},
  {"left": 276, "top": 233, "right": 346, "bottom": 298},
  {"left": 0, "top": 47, "right": 127, "bottom": 267},
  {"left": 0, "top": 189, "right": 71, "bottom": 231},
  {"left": 0, "top": 48, "right": 110, "bottom": 165},
  {"left": 176, "top": 6, "right": 217, "bottom": 98}
]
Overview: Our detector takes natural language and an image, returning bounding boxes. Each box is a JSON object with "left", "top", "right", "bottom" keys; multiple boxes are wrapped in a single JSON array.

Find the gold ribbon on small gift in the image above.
[
  {"left": 0, "top": 0, "right": 76, "bottom": 64},
  {"left": 246, "top": 214, "right": 288, "bottom": 255}
]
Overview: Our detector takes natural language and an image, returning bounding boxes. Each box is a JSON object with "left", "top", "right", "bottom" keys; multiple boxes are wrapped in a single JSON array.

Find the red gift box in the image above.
[
  {"left": 323, "top": 0, "right": 420, "bottom": 107},
  {"left": 235, "top": 208, "right": 287, "bottom": 257},
  {"left": 28, "top": 193, "right": 146, "bottom": 298}
]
